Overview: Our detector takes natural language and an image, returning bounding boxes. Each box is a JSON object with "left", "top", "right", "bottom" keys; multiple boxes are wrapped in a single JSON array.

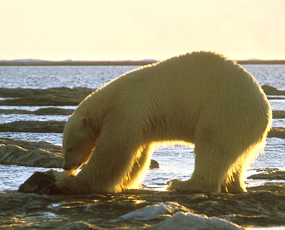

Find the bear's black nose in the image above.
[
  {"left": 63, "top": 166, "right": 70, "bottom": 170},
  {"left": 62, "top": 162, "right": 70, "bottom": 170}
]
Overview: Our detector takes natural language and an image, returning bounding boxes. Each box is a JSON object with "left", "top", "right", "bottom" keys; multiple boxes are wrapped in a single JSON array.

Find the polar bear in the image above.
[{"left": 58, "top": 51, "right": 272, "bottom": 194}]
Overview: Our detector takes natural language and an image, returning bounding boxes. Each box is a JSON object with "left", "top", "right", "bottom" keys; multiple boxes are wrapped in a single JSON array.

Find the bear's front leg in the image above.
[
  {"left": 58, "top": 126, "right": 144, "bottom": 194},
  {"left": 55, "top": 172, "right": 92, "bottom": 194}
]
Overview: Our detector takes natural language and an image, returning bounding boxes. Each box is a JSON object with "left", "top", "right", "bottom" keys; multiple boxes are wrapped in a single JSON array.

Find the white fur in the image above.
[{"left": 58, "top": 51, "right": 272, "bottom": 194}]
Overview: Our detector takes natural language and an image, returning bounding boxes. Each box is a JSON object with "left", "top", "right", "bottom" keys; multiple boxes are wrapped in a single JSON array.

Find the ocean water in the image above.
[{"left": 0, "top": 64, "right": 284, "bottom": 191}]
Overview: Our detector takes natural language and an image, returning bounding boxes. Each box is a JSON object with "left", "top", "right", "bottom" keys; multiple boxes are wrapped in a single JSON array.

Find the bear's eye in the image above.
[{"left": 67, "top": 148, "right": 73, "bottom": 152}]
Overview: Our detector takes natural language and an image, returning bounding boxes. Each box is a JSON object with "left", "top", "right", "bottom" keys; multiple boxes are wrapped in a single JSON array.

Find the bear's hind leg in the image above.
[
  {"left": 220, "top": 167, "right": 247, "bottom": 193},
  {"left": 221, "top": 150, "right": 255, "bottom": 193},
  {"left": 167, "top": 140, "right": 232, "bottom": 193}
]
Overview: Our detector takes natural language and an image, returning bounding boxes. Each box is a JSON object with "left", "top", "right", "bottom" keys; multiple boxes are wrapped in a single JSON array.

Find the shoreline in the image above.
[
  {"left": 1, "top": 60, "right": 285, "bottom": 66},
  {"left": 0, "top": 182, "right": 284, "bottom": 229}
]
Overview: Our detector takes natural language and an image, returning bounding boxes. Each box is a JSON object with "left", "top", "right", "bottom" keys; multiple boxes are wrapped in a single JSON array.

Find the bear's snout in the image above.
[{"left": 62, "top": 161, "right": 82, "bottom": 171}]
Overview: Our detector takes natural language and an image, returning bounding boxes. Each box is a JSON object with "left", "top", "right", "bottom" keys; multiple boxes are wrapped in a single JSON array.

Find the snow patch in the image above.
[
  {"left": 114, "top": 202, "right": 187, "bottom": 221},
  {"left": 113, "top": 202, "right": 243, "bottom": 229},
  {"left": 151, "top": 211, "right": 243, "bottom": 230}
]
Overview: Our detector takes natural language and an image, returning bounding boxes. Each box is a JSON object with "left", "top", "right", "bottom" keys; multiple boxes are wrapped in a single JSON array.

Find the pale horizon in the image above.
[
  {"left": 1, "top": 0, "right": 285, "bottom": 61},
  {"left": 1, "top": 57, "right": 285, "bottom": 62}
]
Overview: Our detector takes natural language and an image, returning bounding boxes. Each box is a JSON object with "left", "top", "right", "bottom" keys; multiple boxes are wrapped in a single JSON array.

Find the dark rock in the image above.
[
  {"left": 18, "top": 171, "right": 56, "bottom": 193},
  {"left": 0, "top": 87, "right": 94, "bottom": 106},
  {"left": 248, "top": 168, "right": 285, "bottom": 180},
  {"left": 273, "top": 111, "right": 285, "bottom": 119},
  {"left": 0, "top": 107, "right": 74, "bottom": 115},
  {"left": 0, "top": 109, "right": 32, "bottom": 114},
  {"left": 0, "top": 138, "right": 63, "bottom": 168},
  {"left": 0, "top": 87, "right": 94, "bottom": 99},
  {"left": 34, "top": 107, "right": 74, "bottom": 115},
  {"left": 0, "top": 121, "right": 66, "bottom": 133},
  {"left": 0, "top": 97, "right": 79, "bottom": 106},
  {"left": 262, "top": 85, "right": 285, "bottom": 95},
  {"left": 18, "top": 170, "right": 70, "bottom": 195},
  {"left": 150, "top": 159, "right": 160, "bottom": 169},
  {"left": 268, "top": 127, "right": 285, "bottom": 139}
]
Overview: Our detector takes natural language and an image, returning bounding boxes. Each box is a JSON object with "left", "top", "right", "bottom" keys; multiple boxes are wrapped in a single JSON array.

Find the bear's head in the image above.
[{"left": 62, "top": 113, "right": 97, "bottom": 172}]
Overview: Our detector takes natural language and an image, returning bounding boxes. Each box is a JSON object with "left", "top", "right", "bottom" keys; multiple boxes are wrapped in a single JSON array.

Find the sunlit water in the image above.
[{"left": 0, "top": 65, "right": 284, "bottom": 191}]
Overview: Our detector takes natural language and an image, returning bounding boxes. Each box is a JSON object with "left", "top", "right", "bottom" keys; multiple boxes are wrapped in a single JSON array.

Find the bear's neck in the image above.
[{"left": 75, "top": 91, "right": 107, "bottom": 134}]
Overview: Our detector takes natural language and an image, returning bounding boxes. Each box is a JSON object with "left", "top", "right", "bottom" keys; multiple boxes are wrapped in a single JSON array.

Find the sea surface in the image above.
[{"left": 0, "top": 64, "right": 284, "bottom": 191}]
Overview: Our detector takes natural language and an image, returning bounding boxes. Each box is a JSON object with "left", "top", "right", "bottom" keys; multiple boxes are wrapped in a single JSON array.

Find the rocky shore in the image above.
[
  {"left": 0, "top": 87, "right": 94, "bottom": 106},
  {"left": 0, "top": 181, "right": 284, "bottom": 229},
  {"left": 0, "top": 85, "right": 284, "bottom": 229}
]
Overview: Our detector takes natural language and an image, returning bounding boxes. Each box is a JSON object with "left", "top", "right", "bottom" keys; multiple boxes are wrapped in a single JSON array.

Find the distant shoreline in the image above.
[
  {"left": 0, "top": 60, "right": 285, "bottom": 66},
  {"left": 0, "top": 60, "right": 156, "bottom": 66}
]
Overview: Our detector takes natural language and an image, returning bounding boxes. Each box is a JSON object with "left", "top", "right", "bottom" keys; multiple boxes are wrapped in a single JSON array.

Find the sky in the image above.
[{"left": 0, "top": 0, "right": 285, "bottom": 61}]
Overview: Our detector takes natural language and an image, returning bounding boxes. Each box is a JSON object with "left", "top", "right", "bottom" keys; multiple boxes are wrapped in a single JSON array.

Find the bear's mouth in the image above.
[
  {"left": 63, "top": 169, "right": 77, "bottom": 177},
  {"left": 63, "top": 162, "right": 83, "bottom": 171}
]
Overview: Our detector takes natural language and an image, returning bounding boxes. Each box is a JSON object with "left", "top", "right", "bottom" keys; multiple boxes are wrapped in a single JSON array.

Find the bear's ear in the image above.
[{"left": 82, "top": 116, "right": 89, "bottom": 127}]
